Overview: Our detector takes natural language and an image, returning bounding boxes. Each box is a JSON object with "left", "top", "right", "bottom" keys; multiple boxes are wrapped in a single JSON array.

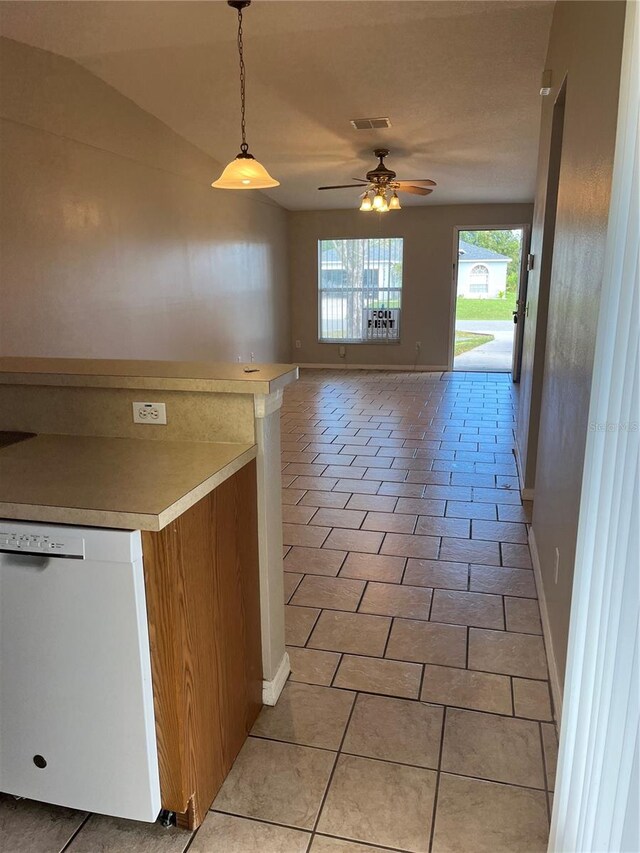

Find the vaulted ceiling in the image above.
[{"left": 0, "top": 0, "right": 554, "bottom": 210}]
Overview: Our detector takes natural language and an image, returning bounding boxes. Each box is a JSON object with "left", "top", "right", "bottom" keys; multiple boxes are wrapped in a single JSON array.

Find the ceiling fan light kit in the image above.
[
  {"left": 318, "top": 148, "right": 435, "bottom": 212},
  {"left": 212, "top": 0, "right": 279, "bottom": 190},
  {"left": 372, "top": 190, "right": 385, "bottom": 211}
]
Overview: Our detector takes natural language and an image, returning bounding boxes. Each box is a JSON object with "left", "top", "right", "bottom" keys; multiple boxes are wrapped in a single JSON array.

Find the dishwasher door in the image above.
[{"left": 0, "top": 523, "right": 160, "bottom": 821}]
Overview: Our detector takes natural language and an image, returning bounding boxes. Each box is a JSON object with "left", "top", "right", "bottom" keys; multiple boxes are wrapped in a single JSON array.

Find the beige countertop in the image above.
[
  {"left": 0, "top": 357, "right": 299, "bottom": 396},
  {"left": 0, "top": 434, "right": 256, "bottom": 530}
]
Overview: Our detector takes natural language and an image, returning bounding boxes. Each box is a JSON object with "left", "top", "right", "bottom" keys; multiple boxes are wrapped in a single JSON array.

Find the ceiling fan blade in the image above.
[
  {"left": 351, "top": 178, "right": 369, "bottom": 183},
  {"left": 318, "top": 184, "right": 368, "bottom": 190},
  {"left": 398, "top": 179, "right": 437, "bottom": 187},
  {"left": 398, "top": 185, "right": 433, "bottom": 196}
]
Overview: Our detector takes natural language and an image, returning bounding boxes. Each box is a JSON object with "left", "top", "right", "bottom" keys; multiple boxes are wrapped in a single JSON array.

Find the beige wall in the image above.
[
  {"left": 288, "top": 204, "right": 532, "bottom": 367},
  {"left": 0, "top": 37, "right": 290, "bottom": 363},
  {"left": 517, "top": 1, "right": 625, "bottom": 685}
]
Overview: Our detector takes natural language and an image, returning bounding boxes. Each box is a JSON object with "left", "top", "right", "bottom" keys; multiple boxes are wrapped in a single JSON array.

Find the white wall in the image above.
[{"left": 0, "top": 37, "right": 290, "bottom": 364}]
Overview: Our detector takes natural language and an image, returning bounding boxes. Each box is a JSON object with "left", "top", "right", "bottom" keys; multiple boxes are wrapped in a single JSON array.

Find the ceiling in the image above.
[{"left": 0, "top": 1, "right": 554, "bottom": 211}]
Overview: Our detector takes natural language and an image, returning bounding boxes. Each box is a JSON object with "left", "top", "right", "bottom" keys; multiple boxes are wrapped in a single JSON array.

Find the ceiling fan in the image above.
[{"left": 318, "top": 148, "right": 436, "bottom": 211}]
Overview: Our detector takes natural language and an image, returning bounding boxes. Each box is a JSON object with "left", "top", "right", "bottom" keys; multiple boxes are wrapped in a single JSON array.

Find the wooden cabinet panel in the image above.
[
  {"left": 141, "top": 460, "right": 262, "bottom": 829},
  {"left": 140, "top": 524, "right": 190, "bottom": 812}
]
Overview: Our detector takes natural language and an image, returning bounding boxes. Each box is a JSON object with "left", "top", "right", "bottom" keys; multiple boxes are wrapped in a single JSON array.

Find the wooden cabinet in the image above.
[{"left": 141, "top": 460, "right": 262, "bottom": 830}]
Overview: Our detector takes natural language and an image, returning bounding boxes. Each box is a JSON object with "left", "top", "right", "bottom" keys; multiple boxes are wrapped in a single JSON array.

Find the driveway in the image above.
[{"left": 454, "top": 319, "right": 514, "bottom": 372}]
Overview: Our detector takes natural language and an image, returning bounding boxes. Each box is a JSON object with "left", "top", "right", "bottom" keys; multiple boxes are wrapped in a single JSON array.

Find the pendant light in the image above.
[
  {"left": 360, "top": 192, "right": 373, "bottom": 211},
  {"left": 389, "top": 191, "right": 401, "bottom": 210},
  {"left": 212, "top": 1, "right": 279, "bottom": 189}
]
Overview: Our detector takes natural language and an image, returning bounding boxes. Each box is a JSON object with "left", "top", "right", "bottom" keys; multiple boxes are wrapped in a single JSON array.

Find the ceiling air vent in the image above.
[{"left": 350, "top": 117, "right": 391, "bottom": 130}]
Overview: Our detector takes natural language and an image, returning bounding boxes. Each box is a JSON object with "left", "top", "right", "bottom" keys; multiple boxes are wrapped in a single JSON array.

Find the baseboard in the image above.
[
  {"left": 295, "top": 363, "right": 448, "bottom": 373},
  {"left": 262, "top": 651, "right": 290, "bottom": 706},
  {"left": 514, "top": 441, "right": 534, "bottom": 500},
  {"left": 529, "top": 526, "right": 563, "bottom": 721}
]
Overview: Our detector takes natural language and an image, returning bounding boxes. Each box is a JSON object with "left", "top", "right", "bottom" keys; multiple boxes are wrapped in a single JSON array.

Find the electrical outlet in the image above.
[
  {"left": 236, "top": 356, "right": 242, "bottom": 363},
  {"left": 133, "top": 402, "right": 167, "bottom": 425},
  {"left": 295, "top": 340, "right": 302, "bottom": 349},
  {"left": 339, "top": 346, "right": 346, "bottom": 358},
  {"left": 415, "top": 341, "right": 422, "bottom": 350},
  {"left": 250, "top": 352, "right": 255, "bottom": 363},
  {"left": 554, "top": 547, "right": 560, "bottom": 584}
]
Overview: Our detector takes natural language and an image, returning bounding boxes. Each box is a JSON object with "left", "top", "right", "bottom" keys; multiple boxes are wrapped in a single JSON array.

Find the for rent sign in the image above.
[{"left": 366, "top": 308, "right": 400, "bottom": 340}]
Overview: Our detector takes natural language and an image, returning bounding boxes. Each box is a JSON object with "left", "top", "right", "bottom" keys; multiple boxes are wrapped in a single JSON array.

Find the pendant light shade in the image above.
[
  {"left": 359, "top": 192, "right": 373, "bottom": 211},
  {"left": 212, "top": 150, "right": 279, "bottom": 189},
  {"left": 389, "top": 191, "right": 401, "bottom": 210},
  {"left": 212, "top": 1, "right": 279, "bottom": 190}
]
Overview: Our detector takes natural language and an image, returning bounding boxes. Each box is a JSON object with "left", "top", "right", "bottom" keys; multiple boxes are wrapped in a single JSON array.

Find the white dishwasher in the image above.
[{"left": 0, "top": 521, "right": 160, "bottom": 821}]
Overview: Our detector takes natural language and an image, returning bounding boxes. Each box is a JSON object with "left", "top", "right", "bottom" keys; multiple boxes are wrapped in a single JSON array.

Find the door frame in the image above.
[{"left": 448, "top": 224, "right": 531, "bottom": 373}]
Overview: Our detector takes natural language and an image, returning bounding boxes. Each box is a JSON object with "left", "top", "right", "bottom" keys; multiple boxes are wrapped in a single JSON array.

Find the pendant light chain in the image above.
[
  {"left": 211, "top": 0, "right": 279, "bottom": 188},
  {"left": 237, "top": 6, "right": 248, "bottom": 153}
]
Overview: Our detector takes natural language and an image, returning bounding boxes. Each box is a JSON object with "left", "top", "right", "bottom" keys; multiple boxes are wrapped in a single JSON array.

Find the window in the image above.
[
  {"left": 469, "top": 264, "right": 489, "bottom": 294},
  {"left": 318, "top": 238, "right": 403, "bottom": 342}
]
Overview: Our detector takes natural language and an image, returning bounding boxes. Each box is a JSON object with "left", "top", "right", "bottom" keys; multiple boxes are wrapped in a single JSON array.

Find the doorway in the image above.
[{"left": 451, "top": 227, "right": 528, "bottom": 375}]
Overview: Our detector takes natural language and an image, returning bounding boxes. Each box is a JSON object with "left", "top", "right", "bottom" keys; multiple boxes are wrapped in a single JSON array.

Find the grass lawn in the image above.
[
  {"left": 454, "top": 331, "right": 494, "bottom": 356},
  {"left": 456, "top": 297, "right": 515, "bottom": 321}
]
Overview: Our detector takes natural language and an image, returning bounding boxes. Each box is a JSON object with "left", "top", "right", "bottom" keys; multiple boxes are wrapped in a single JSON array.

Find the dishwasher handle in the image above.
[{"left": 0, "top": 548, "right": 84, "bottom": 560}]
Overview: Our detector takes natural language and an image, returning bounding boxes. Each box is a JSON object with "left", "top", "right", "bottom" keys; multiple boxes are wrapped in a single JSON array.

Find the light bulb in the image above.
[
  {"left": 389, "top": 192, "right": 401, "bottom": 210},
  {"left": 372, "top": 191, "right": 385, "bottom": 210},
  {"left": 360, "top": 193, "right": 373, "bottom": 211},
  {"left": 377, "top": 199, "right": 389, "bottom": 212}
]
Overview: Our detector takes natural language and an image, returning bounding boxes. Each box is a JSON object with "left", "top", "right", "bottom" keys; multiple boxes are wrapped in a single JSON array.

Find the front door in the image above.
[{"left": 511, "top": 228, "right": 531, "bottom": 382}]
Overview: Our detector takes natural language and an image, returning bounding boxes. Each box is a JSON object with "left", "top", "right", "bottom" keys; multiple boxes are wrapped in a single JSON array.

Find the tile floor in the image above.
[{"left": 1, "top": 369, "right": 559, "bottom": 853}]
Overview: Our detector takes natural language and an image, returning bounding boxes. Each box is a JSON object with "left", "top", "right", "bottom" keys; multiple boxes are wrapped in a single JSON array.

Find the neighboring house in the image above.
[{"left": 456, "top": 240, "right": 509, "bottom": 298}]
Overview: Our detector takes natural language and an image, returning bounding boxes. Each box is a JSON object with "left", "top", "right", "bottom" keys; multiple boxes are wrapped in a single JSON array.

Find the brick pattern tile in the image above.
[{"left": 275, "top": 370, "right": 555, "bottom": 850}]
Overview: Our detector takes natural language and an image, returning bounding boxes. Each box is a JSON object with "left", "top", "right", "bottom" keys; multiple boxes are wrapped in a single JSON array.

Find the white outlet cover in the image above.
[{"left": 133, "top": 402, "right": 167, "bottom": 425}]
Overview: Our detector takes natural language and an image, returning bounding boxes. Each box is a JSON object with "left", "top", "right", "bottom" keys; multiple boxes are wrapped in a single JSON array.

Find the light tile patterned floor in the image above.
[{"left": 0, "top": 370, "right": 558, "bottom": 853}]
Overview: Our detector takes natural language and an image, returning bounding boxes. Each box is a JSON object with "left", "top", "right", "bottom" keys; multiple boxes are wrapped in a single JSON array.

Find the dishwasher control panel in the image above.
[{"left": 0, "top": 530, "right": 85, "bottom": 559}]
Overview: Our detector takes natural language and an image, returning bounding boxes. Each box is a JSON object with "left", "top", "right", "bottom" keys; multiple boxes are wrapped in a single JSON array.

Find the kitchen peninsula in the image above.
[{"left": 0, "top": 357, "right": 298, "bottom": 830}]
